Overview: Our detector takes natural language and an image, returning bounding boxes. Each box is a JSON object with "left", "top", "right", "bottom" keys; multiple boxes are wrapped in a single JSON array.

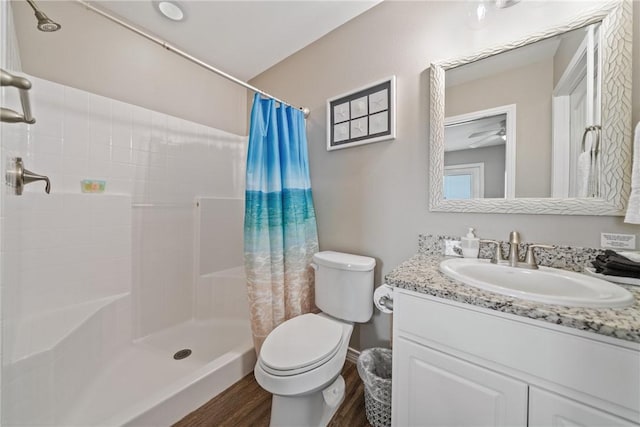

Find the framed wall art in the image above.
[{"left": 326, "top": 76, "right": 396, "bottom": 151}]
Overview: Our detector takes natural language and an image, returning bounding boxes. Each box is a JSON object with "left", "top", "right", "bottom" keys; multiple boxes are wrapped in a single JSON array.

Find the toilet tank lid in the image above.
[{"left": 313, "top": 251, "right": 375, "bottom": 272}]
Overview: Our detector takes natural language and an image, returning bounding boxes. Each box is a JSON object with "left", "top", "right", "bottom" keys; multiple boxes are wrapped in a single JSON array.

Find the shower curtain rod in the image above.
[{"left": 74, "top": 0, "right": 310, "bottom": 118}]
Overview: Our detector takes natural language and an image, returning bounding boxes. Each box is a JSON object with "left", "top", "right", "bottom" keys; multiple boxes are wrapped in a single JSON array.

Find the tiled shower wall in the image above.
[
  {"left": 1, "top": 74, "right": 247, "bottom": 341},
  {"left": 0, "top": 0, "right": 23, "bottom": 408}
]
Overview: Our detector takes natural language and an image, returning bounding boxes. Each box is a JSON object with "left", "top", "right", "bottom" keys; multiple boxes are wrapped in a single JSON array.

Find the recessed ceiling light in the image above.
[{"left": 157, "top": 1, "right": 184, "bottom": 21}]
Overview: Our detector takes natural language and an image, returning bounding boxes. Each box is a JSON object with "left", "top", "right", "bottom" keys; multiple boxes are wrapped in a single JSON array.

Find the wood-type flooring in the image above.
[{"left": 174, "top": 362, "right": 371, "bottom": 427}]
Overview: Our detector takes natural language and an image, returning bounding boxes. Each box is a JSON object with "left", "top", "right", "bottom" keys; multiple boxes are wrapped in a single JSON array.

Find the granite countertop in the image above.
[{"left": 385, "top": 236, "right": 640, "bottom": 344}]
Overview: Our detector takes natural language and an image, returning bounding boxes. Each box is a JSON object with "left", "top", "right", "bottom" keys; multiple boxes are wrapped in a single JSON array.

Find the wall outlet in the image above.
[{"left": 601, "top": 233, "right": 636, "bottom": 250}]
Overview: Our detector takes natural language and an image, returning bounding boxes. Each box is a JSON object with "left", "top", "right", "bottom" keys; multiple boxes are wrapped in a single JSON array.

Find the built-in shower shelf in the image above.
[{"left": 8, "top": 293, "right": 129, "bottom": 363}]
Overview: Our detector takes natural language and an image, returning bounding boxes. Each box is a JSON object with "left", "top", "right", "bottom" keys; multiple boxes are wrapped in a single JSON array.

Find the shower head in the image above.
[
  {"left": 25, "top": 0, "right": 61, "bottom": 32},
  {"left": 35, "top": 10, "right": 61, "bottom": 32}
]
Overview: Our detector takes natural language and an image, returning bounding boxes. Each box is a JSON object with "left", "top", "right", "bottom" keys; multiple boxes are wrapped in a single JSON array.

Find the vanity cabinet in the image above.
[
  {"left": 394, "top": 337, "right": 527, "bottom": 426},
  {"left": 392, "top": 289, "right": 640, "bottom": 427}
]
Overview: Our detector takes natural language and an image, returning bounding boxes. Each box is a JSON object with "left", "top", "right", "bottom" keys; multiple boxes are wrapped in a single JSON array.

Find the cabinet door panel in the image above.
[
  {"left": 393, "top": 337, "right": 527, "bottom": 427},
  {"left": 529, "top": 387, "right": 638, "bottom": 427}
]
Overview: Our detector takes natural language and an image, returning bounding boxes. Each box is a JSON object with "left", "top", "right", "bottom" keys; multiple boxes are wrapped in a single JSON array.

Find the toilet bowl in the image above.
[
  {"left": 253, "top": 251, "right": 375, "bottom": 427},
  {"left": 254, "top": 313, "right": 353, "bottom": 426}
]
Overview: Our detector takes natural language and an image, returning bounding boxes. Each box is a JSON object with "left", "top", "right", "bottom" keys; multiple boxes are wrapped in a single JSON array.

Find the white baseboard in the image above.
[{"left": 346, "top": 347, "right": 360, "bottom": 364}]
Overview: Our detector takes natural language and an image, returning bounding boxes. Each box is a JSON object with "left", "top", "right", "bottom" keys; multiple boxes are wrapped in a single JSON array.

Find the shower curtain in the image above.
[{"left": 244, "top": 93, "right": 319, "bottom": 353}]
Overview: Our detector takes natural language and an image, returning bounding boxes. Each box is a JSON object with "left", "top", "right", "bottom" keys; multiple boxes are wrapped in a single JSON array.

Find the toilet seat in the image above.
[{"left": 260, "top": 314, "right": 344, "bottom": 376}]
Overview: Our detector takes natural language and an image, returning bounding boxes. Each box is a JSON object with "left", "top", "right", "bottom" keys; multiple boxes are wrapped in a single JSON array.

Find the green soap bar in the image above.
[{"left": 81, "top": 180, "right": 106, "bottom": 193}]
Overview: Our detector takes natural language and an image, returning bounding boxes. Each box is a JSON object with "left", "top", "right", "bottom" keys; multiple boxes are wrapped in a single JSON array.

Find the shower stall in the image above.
[{"left": 0, "top": 2, "right": 255, "bottom": 425}]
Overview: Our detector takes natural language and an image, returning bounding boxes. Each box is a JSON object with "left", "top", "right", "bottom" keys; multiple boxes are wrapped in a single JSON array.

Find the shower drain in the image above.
[{"left": 173, "top": 349, "right": 192, "bottom": 360}]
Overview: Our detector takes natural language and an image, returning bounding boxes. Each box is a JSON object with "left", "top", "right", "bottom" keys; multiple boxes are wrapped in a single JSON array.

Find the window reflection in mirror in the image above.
[
  {"left": 443, "top": 23, "right": 601, "bottom": 199},
  {"left": 443, "top": 163, "right": 485, "bottom": 200}
]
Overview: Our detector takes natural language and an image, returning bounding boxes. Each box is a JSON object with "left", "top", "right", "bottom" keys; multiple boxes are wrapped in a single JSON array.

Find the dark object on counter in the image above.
[{"left": 592, "top": 250, "right": 640, "bottom": 279}]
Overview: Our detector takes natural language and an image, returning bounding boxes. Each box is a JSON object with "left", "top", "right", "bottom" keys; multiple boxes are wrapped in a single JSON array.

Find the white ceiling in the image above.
[{"left": 94, "top": 0, "right": 381, "bottom": 81}]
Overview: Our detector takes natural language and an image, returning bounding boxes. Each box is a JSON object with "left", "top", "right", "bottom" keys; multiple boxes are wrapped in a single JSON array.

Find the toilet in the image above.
[{"left": 254, "top": 251, "right": 376, "bottom": 427}]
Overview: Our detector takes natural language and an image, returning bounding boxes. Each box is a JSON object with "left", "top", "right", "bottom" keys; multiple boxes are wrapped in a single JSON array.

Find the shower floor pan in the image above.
[{"left": 61, "top": 318, "right": 255, "bottom": 426}]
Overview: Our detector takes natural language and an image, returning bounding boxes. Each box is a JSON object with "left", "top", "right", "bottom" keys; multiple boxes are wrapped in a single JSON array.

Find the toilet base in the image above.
[{"left": 269, "top": 375, "right": 346, "bottom": 427}]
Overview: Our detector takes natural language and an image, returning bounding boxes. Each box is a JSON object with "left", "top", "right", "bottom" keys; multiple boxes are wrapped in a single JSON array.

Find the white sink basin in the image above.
[{"left": 439, "top": 258, "right": 634, "bottom": 308}]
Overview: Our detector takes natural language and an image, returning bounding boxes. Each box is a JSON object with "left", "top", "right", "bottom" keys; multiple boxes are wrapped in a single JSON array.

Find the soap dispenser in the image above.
[{"left": 461, "top": 228, "right": 480, "bottom": 258}]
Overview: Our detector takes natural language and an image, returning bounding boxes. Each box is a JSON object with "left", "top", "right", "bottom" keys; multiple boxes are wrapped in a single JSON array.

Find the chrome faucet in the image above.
[
  {"left": 508, "top": 231, "right": 521, "bottom": 267},
  {"left": 482, "top": 232, "right": 554, "bottom": 269},
  {"left": 506, "top": 231, "right": 554, "bottom": 269}
]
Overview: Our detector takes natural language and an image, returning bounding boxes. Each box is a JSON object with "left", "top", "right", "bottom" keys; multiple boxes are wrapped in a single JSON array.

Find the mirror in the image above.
[
  {"left": 429, "top": 1, "right": 632, "bottom": 215},
  {"left": 444, "top": 24, "right": 599, "bottom": 200}
]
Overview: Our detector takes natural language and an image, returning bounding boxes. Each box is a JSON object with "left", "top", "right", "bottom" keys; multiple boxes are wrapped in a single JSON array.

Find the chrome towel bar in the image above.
[{"left": 1, "top": 68, "right": 36, "bottom": 124}]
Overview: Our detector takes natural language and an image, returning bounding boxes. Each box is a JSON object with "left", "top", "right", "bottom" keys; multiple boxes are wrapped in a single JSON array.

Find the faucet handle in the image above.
[
  {"left": 524, "top": 244, "right": 555, "bottom": 269},
  {"left": 480, "top": 240, "right": 506, "bottom": 264},
  {"left": 23, "top": 167, "right": 51, "bottom": 194},
  {"left": 5, "top": 157, "right": 51, "bottom": 195}
]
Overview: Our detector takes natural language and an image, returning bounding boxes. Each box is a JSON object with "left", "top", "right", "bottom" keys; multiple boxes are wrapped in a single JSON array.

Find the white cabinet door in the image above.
[
  {"left": 529, "top": 387, "right": 638, "bottom": 427},
  {"left": 393, "top": 337, "right": 528, "bottom": 427}
]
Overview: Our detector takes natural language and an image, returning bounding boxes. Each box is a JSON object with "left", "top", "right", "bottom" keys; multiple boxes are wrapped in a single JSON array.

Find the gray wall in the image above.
[
  {"left": 10, "top": 0, "right": 247, "bottom": 135},
  {"left": 445, "top": 145, "right": 506, "bottom": 199},
  {"left": 250, "top": 0, "right": 640, "bottom": 350}
]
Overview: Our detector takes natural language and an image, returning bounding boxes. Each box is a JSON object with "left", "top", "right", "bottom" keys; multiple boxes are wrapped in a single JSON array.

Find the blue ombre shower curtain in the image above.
[{"left": 244, "top": 93, "right": 319, "bottom": 353}]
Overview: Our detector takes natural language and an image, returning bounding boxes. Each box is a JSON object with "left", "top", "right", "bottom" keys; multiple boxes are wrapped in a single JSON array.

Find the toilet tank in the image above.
[{"left": 312, "top": 251, "right": 375, "bottom": 323}]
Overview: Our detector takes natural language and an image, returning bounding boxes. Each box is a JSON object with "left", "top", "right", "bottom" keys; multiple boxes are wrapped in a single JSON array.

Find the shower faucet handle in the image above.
[
  {"left": 5, "top": 157, "right": 51, "bottom": 195},
  {"left": 0, "top": 69, "right": 32, "bottom": 90},
  {"left": 23, "top": 167, "right": 51, "bottom": 194}
]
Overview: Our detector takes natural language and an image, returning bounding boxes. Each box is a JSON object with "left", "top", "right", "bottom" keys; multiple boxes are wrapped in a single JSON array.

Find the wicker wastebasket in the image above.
[{"left": 357, "top": 348, "right": 392, "bottom": 427}]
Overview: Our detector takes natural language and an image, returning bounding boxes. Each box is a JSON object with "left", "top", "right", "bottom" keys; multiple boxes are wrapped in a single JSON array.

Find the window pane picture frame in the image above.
[{"left": 326, "top": 76, "right": 396, "bottom": 151}]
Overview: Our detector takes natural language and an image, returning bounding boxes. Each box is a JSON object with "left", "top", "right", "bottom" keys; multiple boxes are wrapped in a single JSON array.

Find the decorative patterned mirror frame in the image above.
[{"left": 429, "top": 1, "right": 632, "bottom": 215}]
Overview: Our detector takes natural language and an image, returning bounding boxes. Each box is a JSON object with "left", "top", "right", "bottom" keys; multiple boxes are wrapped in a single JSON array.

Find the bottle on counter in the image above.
[{"left": 461, "top": 227, "right": 480, "bottom": 258}]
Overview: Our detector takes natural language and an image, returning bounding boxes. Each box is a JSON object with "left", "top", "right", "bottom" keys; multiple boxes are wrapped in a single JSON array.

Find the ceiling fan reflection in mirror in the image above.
[{"left": 468, "top": 119, "right": 506, "bottom": 148}]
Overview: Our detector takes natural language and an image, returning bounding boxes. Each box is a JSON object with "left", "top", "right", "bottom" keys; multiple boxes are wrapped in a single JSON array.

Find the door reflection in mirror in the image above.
[
  {"left": 551, "top": 23, "right": 601, "bottom": 198},
  {"left": 444, "top": 106, "right": 515, "bottom": 199}
]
